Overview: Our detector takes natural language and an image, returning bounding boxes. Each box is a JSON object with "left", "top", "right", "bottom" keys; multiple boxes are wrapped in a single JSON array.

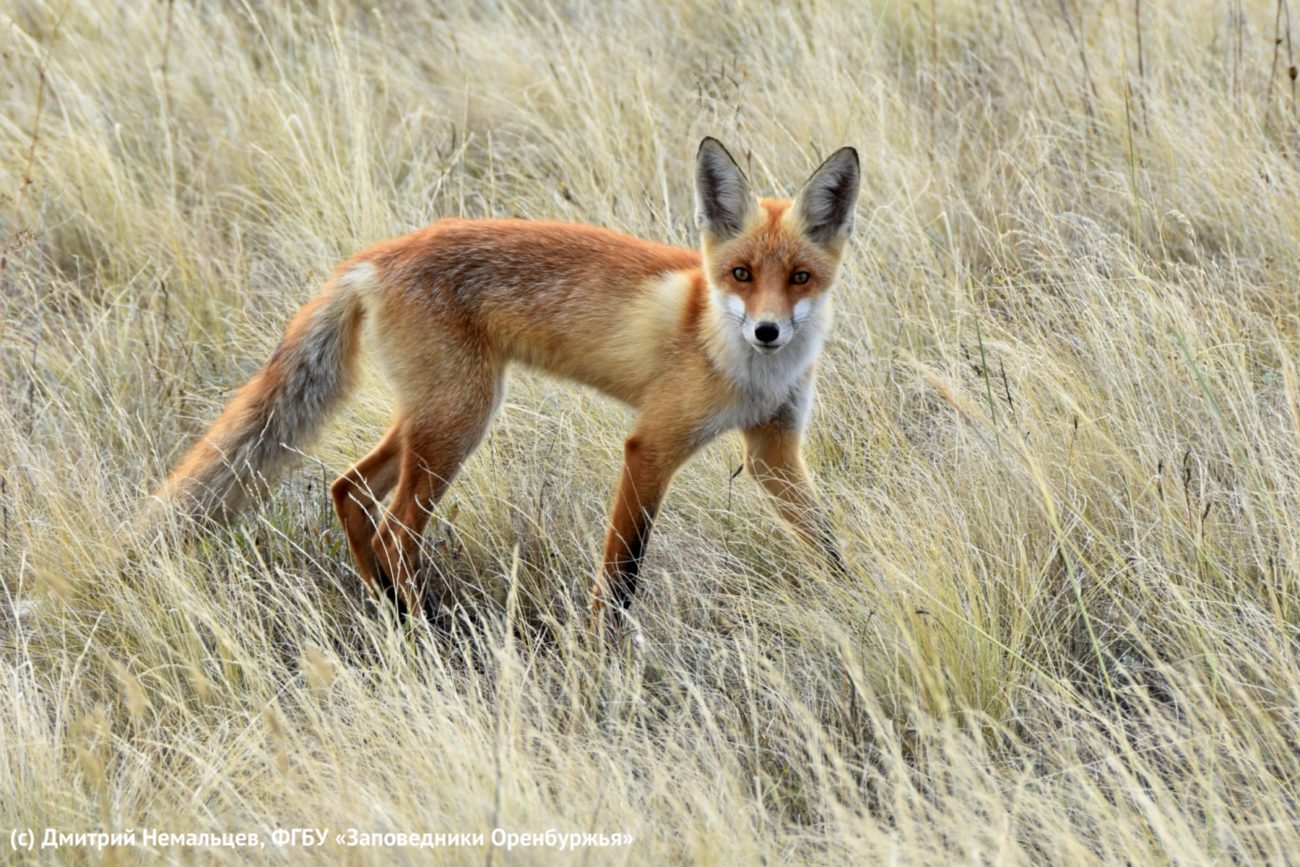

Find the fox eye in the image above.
[
  {"left": 790, "top": 271, "right": 811, "bottom": 285},
  {"left": 731, "top": 266, "right": 753, "bottom": 282}
]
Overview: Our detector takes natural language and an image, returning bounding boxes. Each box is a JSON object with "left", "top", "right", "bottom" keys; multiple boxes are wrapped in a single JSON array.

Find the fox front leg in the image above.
[
  {"left": 742, "top": 419, "right": 846, "bottom": 577},
  {"left": 590, "top": 423, "right": 698, "bottom": 631}
]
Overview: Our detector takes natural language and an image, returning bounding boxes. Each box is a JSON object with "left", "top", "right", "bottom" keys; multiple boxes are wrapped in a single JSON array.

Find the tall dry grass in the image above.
[{"left": 3, "top": 0, "right": 1300, "bottom": 863}]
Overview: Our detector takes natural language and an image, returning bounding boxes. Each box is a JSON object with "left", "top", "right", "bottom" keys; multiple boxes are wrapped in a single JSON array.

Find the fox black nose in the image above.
[{"left": 754, "top": 322, "right": 780, "bottom": 343}]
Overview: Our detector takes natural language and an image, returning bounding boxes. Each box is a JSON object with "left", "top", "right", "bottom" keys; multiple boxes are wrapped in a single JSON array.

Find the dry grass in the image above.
[{"left": 3, "top": 0, "right": 1300, "bottom": 863}]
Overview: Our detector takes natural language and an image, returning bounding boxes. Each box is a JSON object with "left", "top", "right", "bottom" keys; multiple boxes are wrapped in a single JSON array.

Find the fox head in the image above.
[{"left": 695, "top": 138, "right": 859, "bottom": 355}]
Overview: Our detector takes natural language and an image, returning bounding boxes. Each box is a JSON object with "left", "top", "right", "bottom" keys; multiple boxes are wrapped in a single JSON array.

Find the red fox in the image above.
[{"left": 158, "top": 138, "right": 860, "bottom": 626}]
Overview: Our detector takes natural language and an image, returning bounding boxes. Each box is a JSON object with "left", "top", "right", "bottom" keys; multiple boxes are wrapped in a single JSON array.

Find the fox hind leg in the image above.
[
  {"left": 370, "top": 372, "right": 503, "bottom": 619},
  {"left": 331, "top": 419, "right": 405, "bottom": 606}
]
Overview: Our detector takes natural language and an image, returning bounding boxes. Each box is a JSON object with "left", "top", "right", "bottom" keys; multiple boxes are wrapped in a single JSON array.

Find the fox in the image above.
[{"left": 156, "top": 137, "right": 860, "bottom": 628}]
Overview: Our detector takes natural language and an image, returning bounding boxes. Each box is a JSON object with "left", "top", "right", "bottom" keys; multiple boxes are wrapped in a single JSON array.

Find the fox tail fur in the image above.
[{"left": 154, "top": 263, "right": 374, "bottom": 525}]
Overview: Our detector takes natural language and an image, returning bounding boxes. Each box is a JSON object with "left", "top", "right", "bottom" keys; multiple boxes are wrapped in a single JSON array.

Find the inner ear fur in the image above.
[
  {"left": 695, "top": 137, "right": 758, "bottom": 242},
  {"left": 793, "top": 146, "right": 860, "bottom": 247}
]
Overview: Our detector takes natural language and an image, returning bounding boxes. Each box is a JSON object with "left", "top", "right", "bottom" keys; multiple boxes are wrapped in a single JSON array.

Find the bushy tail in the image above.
[{"left": 155, "top": 267, "right": 371, "bottom": 525}]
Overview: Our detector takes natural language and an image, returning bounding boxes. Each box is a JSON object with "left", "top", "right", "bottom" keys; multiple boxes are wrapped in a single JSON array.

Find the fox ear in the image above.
[
  {"left": 695, "top": 137, "right": 757, "bottom": 241},
  {"left": 793, "top": 146, "right": 860, "bottom": 247}
]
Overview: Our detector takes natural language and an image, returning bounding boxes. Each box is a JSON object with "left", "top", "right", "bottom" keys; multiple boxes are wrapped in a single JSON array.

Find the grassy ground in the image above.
[{"left": 4, "top": 0, "right": 1300, "bottom": 863}]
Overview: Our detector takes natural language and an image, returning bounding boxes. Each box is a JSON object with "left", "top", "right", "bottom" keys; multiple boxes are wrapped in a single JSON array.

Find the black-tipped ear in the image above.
[
  {"left": 695, "top": 137, "right": 757, "bottom": 241},
  {"left": 793, "top": 147, "right": 860, "bottom": 247}
]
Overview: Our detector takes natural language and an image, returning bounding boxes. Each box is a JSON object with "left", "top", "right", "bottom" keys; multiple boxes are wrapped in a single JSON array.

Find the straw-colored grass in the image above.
[{"left": 4, "top": 1, "right": 1300, "bottom": 863}]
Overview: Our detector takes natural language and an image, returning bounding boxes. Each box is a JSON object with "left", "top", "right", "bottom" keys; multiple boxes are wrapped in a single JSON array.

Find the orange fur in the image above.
[{"left": 157, "top": 139, "right": 859, "bottom": 629}]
